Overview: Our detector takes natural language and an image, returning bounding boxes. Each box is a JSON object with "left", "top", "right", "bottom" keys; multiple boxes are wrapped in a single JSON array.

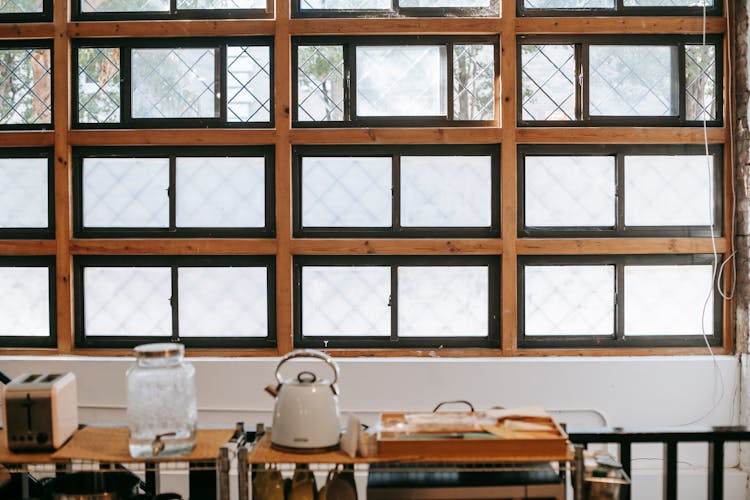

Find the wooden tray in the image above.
[{"left": 376, "top": 412, "right": 570, "bottom": 462}]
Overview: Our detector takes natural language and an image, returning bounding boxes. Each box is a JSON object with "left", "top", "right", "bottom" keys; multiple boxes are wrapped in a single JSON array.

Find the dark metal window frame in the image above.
[
  {"left": 72, "top": 145, "right": 275, "bottom": 238},
  {"left": 293, "top": 144, "right": 501, "bottom": 238},
  {"left": 292, "top": 35, "right": 499, "bottom": 128},
  {"left": 71, "top": 0, "right": 272, "bottom": 21},
  {"left": 517, "top": 0, "right": 721, "bottom": 18},
  {"left": 0, "top": 40, "right": 54, "bottom": 131},
  {"left": 518, "top": 144, "right": 723, "bottom": 238},
  {"left": 292, "top": 0, "right": 499, "bottom": 19},
  {"left": 517, "top": 34, "right": 723, "bottom": 127},
  {"left": 294, "top": 255, "right": 501, "bottom": 348},
  {"left": 71, "top": 37, "right": 274, "bottom": 129},
  {"left": 0, "top": 256, "right": 56, "bottom": 348},
  {"left": 74, "top": 254, "right": 277, "bottom": 349},
  {"left": 518, "top": 254, "right": 722, "bottom": 349},
  {"left": 0, "top": 0, "right": 52, "bottom": 22},
  {"left": 0, "top": 147, "right": 55, "bottom": 240}
]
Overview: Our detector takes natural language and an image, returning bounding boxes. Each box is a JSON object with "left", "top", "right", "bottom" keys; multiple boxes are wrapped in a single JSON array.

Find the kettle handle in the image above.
[{"left": 275, "top": 349, "right": 339, "bottom": 387}]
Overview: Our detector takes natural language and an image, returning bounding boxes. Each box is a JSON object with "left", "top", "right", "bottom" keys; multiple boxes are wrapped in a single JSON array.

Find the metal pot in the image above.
[
  {"left": 265, "top": 349, "right": 341, "bottom": 452},
  {"left": 44, "top": 471, "right": 140, "bottom": 500}
]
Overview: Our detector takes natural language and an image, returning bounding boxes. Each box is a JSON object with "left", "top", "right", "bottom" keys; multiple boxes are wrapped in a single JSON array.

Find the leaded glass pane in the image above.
[
  {"left": 131, "top": 48, "right": 218, "bottom": 119},
  {"left": 83, "top": 158, "right": 169, "bottom": 228},
  {"left": 589, "top": 45, "right": 678, "bottom": 116},
  {"left": 401, "top": 156, "right": 492, "bottom": 227},
  {"left": 80, "top": 0, "right": 169, "bottom": 12},
  {"left": 297, "top": 45, "right": 344, "bottom": 122},
  {"left": 399, "top": 0, "right": 490, "bottom": 6},
  {"left": 78, "top": 48, "right": 120, "bottom": 124},
  {"left": 623, "top": 0, "right": 710, "bottom": 6},
  {"left": 685, "top": 45, "right": 716, "bottom": 121},
  {"left": 227, "top": 46, "right": 271, "bottom": 123},
  {"left": 0, "top": 0, "right": 43, "bottom": 13},
  {"left": 300, "top": 0, "right": 391, "bottom": 7},
  {"left": 0, "top": 158, "right": 48, "bottom": 228},
  {"left": 0, "top": 48, "right": 51, "bottom": 125},
  {"left": 303, "top": 266, "right": 390, "bottom": 336},
  {"left": 176, "top": 157, "right": 265, "bottom": 228},
  {"left": 177, "top": 0, "right": 265, "bottom": 7},
  {"left": 179, "top": 267, "right": 267, "bottom": 337},
  {"left": 453, "top": 45, "right": 494, "bottom": 121},
  {"left": 84, "top": 267, "right": 171, "bottom": 336},
  {"left": 525, "top": 156, "right": 615, "bottom": 227},
  {"left": 399, "top": 266, "right": 487, "bottom": 337},
  {"left": 357, "top": 46, "right": 447, "bottom": 117},
  {"left": 625, "top": 265, "right": 713, "bottom": 336},
  {"left": 525, "top": 265, "right": 614, "bottom": 336},
  {"left": 521, "top": 45, "right": 575, "bottom": 121},
  {"left": 624, "top": 155, "right": 713, "bottom": 226},
  {"left": 0, "top": 267, "right": 49, "bottom": 336},
  {"left": 302, "top": 157, "right": 392, "bottom": 227},
  {"left": 524, "top": 0, "right": 613, "bottom": 8}
]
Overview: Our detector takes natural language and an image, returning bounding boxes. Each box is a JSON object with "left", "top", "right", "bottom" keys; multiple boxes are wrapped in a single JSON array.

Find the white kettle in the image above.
[{"left": 265, "top": 349, "right": 341, "bottom": 452}]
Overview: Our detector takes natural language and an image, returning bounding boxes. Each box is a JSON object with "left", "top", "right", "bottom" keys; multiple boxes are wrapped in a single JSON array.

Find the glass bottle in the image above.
[{"left": 126, "top": 343, "right": 197, "bottom": 458}]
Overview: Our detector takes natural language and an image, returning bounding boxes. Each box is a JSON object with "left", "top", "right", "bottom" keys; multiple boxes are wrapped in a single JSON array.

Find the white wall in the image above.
[{"left": 0, "top": 355, "right": 745, "bottom": 499}]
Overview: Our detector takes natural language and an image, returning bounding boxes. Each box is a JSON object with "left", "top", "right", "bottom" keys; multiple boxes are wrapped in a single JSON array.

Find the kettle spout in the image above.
[{"left": 264, "top": 384, "right": 280, "bottom": 397}]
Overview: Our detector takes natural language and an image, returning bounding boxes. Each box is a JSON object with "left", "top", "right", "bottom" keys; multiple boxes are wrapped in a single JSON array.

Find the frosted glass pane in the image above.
[
  {"left": 83, "top": 158, "right": 169, "bottom": 228},
  {"left": 524, "top": 0, "right": 613, "bottom": 7},
  {"left": 625, "top": 265, "right": 713, "bottom": 336},
  {"left": 302, "top": 157, "right": 392, "bottom": 227},
  {"left": 177, "top": 0, "right": 265, "bottom": 8},
  {"left": 0, "top": 267, "right": 49, "bottom": 336},
  {"left": 176, "top": 157, "right": 265, "bottom": 228},
  {"left": 303, "top": 266, "right": 390, "bottom": 336},
  {"left": 0, "top": 0, "right": 43, "bottom": 13},
  {"left": 399, "top": 266, "right": 487, "bottom": 337},
  {"left": 401, "top": 156, "right": 491, "bottom": 227},
  {"left": 624, "top": 0, "right": 710, "bottom": 5},
  {"left": 84, "top": 267, "right": 171, "bottom": 336},
  {"left": 357, "top": 46, "right": 447, "bottom": 117},
  {"left": 132, "top": 48, "right": 217, "bottom": 119},
  {"left": 525, "top": 265, "right": 614, "bottom": 336},
  {"left": 179, "top": 267, "right": 267, "bottom": 337},
  {"left": 525, "top": 156, "right": 615, "bottom": 227},
  {"left": 300, "top": 0, "right": 391, "bottom": 9},
  {"left": 401, "top": 0, "right": 490, "bottom": 5},
  {"left": 625, "top": 155, "right": 713, "bottom": 227},
  {"left": 0, "top": 158, "right": 47, "bottom": 228},
  {"left": 590, "top": 46, "right": 678, "bottom": 116},
  {"left": 80, "top": 0, "right": 169, "bottom": 12}
]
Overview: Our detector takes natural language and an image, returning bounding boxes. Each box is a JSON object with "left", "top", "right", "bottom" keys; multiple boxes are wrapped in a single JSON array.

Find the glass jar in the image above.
[{"left": 126, "top": 343, "right": 197, "bottom": 458}]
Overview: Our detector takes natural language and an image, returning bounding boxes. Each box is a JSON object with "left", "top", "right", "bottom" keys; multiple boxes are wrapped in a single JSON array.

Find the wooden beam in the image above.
[
  {"left": 289, "top": 18, "right": 501, "bottom": 35},
  {"left": 0, "top": 241, "right": 56, "bottom": 255},
  {"left": 68, "top": 129, "right": 276, "bottom": 146},
  {"left": 0, "top": 131, "right": 55, "bottom": 147},
  {"left": 0, "top": 23, "right": 54, "bottom": 39},
  {"left": 517, "top": 127, "right": 727, "bottom": 144},
  {"left": 517, "top": 238, "right": 728, "bottom": 255},
  {"left": 290, "top": 239, "right": 503, "bottom": 255},
  {"left": 67, "top": 19, "right": 275, "bottom": 38},
  {"left": 516, "top": 17, "right": 726, "bottom": 35},
  {"left": 70, "top": 239, "right": 278, "bottom": 255},
  {"left": 290, "top": 127, "right": 502, "bottom": 144}
]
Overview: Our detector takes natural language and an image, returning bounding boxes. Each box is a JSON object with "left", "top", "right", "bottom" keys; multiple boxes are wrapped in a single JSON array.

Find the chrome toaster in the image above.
[{"left": 2, "top": 373, "right": 78, "bottom": 451}]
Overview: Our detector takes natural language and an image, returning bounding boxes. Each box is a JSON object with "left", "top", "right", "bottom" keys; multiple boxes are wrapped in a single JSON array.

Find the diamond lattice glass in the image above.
[
  {"left": 84, "top": 267, "right": 171, "bottom": 336},
  {"left": 0, "top": 158, "right": 48, "bottom": 228},
  {"left": 303, "top": 266, "right": 391, "bottom": 336},
  {"left": 590, "top": 45, "right": 678, "bottom": 116},
  {"left": 302, "top": 157, "right": 392, "bottom": 227},
  {"left": 80, "top": 0, "right": 169, "bottom": 12},
  {"left": 0, "top": 0, "right": 43, "bottom": 13},
  {"left": 132, "top": 48, "right": 217, "bottom": 119},
  {"left": 524, "top": 265, "right": 614, "bottom": 336},
  {"left": 525, "top": 156, "right": 615, "bottom": 227},
  {"left": 521, "top": 45, "right": 575, "bottom": 121},
  {"left": 78, "top": 47, "right": 120, "bottom": 124},
  {"left": 357, "top": 46, "right": 447, "bottom": 117},
  {"left": 0, "top": 267, "right": 49, "bottom": 336},
  {"left": 177, "top": 0, "right": 265, "bottom": 7},
  {"left": 685, "top": 45, "right": 716, "bottom": 121},
  {"left": 178, "top": 267, "right": 267, "bottom": 337},
  {"left": 625, "top": 265, "right": 713, "bottom": 336},
  {"left": 227, "top": 46, "right": 271, "bottom": 123},
  {"left": 401, "top": 156, "right": 492, "bottom": 227},
  {"left": 624, "top": 155, "right": 713, "bottom": 227},
  {"left": 453, "top": 45, "right": 494, "bottom": 121},
  {"left": 524, "top": 0, "right": 613, "bottom": 8},
  {"left": 176, "top": 157, "right": 265, "bottom": 228},
  {"left": 83, "top": 158, "right": 169, "bottom": 228},
  {"left": 399, "top": 266, "right": 487, "bottom": 337},
  {"left": 297, "top": 45, "right": 344, "bottom": 122},
  {"left": 0, "top": 48, "right": 51, "bottom": 125}
]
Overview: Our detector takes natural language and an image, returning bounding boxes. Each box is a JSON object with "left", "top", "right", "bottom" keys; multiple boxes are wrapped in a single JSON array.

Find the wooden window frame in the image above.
[
  {"left": 0, "top": 0, "right": 735, "bottom": 356},
  {"left": 0, "top": 0, "right": 52, "bottom": 23},
  {"left": 71, "top": 0, "right": 274, "bottom": 21}
]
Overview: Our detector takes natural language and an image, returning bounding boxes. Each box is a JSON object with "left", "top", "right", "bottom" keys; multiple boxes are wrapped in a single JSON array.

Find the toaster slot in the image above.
[
  {"left": 40, "top": 374, "right": 61, "bottom": 383},
  {"left": 21, "top": 374, "right": 41, "bottom": 383}
]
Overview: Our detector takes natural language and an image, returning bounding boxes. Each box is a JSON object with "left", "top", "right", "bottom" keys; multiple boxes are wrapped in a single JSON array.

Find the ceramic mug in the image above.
[
  {"left": 318, "top": 465, "right": 357, "bottom": 500},
  {"left": 287, "top": 464, "right": 317, "bottom": 500},
  {"left": 252, "top": 466, "right": 285, "bottom": 500}
]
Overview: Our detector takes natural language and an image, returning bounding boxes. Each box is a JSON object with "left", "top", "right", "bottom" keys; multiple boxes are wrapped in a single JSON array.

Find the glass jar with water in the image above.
[{"left": 126, "top": 343, "right": 197, "bottom": 458}]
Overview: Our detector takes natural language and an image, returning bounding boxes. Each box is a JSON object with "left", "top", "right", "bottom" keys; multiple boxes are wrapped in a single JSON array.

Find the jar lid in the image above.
[{"left": 134, "top": 343, "right": 184, "bottom": 359}]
